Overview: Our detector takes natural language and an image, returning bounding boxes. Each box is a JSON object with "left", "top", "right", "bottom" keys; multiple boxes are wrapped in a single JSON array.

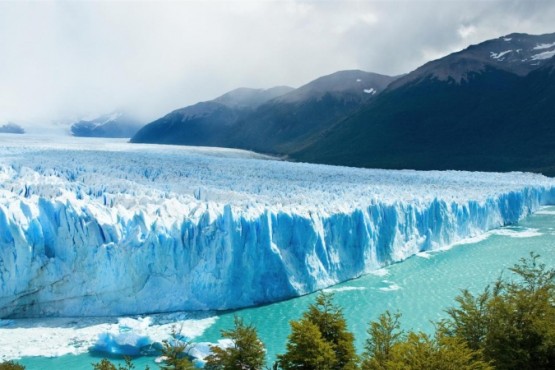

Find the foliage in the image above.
[
  {"left": 159, "top": 339, "right": 195, "bottom": 370},
  {"left": 277, "top": 318, "right": 336, "bottom": 370},
  {"left": 92, "top": 359, "right": 118, "bottom": 370},
  {"left": 384, "top": 331, "right": 492, "bottom": 370},
  {"left": 443, "top": 252, "right": 555, "bottom": 370},
  {"left": 361, "top": 311, "right": 491, "bottom": 370},
  {"left": 361, "top": 311, "right": 404, "bottom": 370},
  {"left": 204, "top": 315, "right": 266, "bottom": 370},
  {"left": 0, "top": 361, "right": 25, "bottom": 370},
  {"left": 91, "top": 357, "right": 148, "bottom": 370},
  {"left": 277, "top": 292, "right": 358, "bottom": 370}
]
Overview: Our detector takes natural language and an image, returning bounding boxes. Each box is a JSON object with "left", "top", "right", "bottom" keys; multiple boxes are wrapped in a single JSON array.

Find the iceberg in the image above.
[{"left": 1, "top": 136, "right": 555, "bottom": 318}]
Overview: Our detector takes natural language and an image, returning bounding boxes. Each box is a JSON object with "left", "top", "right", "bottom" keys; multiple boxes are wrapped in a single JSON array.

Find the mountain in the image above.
[
  {"left": 0, "top": 123, "right": 25, "bottom": 134},
  {"left": 225, "top": 70, "right": 396, "bottom": 154},
  {"left": 293, "top": 32, "right": 555, "bottom": 175},
  {"left": 131, "top": 71, "right": 397, "bottom": 152},
  {"left": 71, "top": 112, "right": 143, "bottom": 138},
  {"left": 131, "top": 86, "right": 294, "bottom": 146}
]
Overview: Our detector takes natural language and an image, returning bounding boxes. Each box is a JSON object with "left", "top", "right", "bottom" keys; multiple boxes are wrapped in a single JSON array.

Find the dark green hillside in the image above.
[
  {"left": 227, "top": 92, "right": 370, "bottom": 154},
  {"left": 131, "top": 102, "right": 242, "bottom": 146},
  {"left": 293, "top": 60, "right": 555, "bottom": 175},
  {"left": 131, "top": 87, "right": 293, "bottom": 146},
  {"left": 224, "top": 70, "right": 396, "bottom": 154}
]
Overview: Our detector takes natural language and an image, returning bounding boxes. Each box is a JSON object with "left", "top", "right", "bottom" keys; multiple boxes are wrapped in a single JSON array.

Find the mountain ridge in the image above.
[{"left": 293, "top": 32, "right": 555, "bottom": 175}]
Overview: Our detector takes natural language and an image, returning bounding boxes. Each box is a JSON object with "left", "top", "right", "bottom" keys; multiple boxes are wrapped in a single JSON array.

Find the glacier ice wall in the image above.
[{"left": 1, "top": 136, "right": 555, "bottom": 318}]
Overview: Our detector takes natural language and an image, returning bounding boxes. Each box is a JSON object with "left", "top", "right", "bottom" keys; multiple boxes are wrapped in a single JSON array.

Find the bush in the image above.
[
  {"left": 361, "top": 310, "right": 491, "bottom": 370},
  {"left": 0, "top": 361, "right": 25, "bottom": 370},
  {"left": 443, "top": 252, "right": 555, "bottom": 370},
  {"left": 204, "top": 315, "right": 266, "bottom": 370},
  {"left": 277, "top": 292, "right": 358, "bottom": 370}
]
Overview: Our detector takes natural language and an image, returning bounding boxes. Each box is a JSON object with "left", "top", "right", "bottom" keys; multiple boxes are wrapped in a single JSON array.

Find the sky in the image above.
[{"left": 1, "top": 0, "right": 555, "bottom": 130}]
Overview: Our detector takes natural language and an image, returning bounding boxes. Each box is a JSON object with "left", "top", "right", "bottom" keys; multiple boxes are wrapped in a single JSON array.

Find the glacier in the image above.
[{"left": 1, "top": 135, "right": 555, "bottom": 318}]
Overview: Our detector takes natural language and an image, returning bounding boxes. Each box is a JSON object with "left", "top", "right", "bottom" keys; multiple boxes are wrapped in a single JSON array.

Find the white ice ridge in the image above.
[{"left": 1, "top": 135, "right": 555, "bottom": 318}]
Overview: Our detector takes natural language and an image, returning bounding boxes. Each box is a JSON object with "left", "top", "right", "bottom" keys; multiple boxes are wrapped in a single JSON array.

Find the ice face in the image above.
[{"left": 1, "top": 135, "right": 555, "bottom": 318}]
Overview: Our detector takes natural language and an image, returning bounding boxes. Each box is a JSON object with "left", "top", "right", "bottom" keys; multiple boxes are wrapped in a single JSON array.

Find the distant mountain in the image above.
[
  {"left": 71, "top": 113, "right": 143, "bottom": 138},
  {"left": 225, "top": 70, "right": 396, "bottom": 154},
  {"left": 213, "top": 86, "right": 294, "bottom": 109},
  {"left": 389, "top": 32, "right": 555, "bottom": 88},
  {"left": 131, "top": 86, "right": 294, "bottom": 146},
  {"left": 293, "top": 32, "right": 555, "bottom": 175},
  {"left": 0, "top": 123, "right": 25, "bottom": 134},
  {"left": 131, "top": 70, "right": 397, "bottom": 153}
]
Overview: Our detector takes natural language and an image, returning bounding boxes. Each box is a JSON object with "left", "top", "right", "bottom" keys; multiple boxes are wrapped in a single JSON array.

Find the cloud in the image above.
[{"left": 0, "top": 0, "right": 554, "bottom": 129}]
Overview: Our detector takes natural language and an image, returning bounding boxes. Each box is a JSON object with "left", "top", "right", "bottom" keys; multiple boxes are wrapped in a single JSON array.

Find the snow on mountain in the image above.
[
  {"left": 390, "top": 32, "right": 555, "bottom": 87},
  {"left": 71, "top": 112, "right": 143, "bottom": 138},
  {"left": 490, "top": 50, "right": 513, "bottom": 60},
  {"left": 532, "top": 49, "right": 555, "bottom": 60},
  {"left": 1, "top": 136, "right": 555, "bottom": 318},
  {"left": 534, "top": 42, "right": 555, "bottom": 50}
]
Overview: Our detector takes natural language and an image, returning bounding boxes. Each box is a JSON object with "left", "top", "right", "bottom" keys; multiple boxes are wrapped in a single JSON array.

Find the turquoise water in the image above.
[{"left": 18, "top": 208, "right": 555, "bottom": 369}]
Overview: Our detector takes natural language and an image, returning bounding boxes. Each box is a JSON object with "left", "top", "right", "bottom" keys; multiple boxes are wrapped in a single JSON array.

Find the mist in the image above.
[{"left": 1, "top": 0, "right": 554, "bottom": 130}]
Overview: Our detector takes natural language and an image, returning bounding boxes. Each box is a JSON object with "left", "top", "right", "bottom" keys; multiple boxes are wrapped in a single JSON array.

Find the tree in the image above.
[
  {"left": 277, "top": 318, "right": 336, "bottom": 370},
  {"left": 204, "top": 316, "right": 266, "bottom": 370},
  {"left": 361, "top": 311, "right": 404, "bottom": 370},
  {"left": 361, "top": 312, "right": 491, "bottom": 370},
  {"left": 91, "top": 357, "right": 148, "bottom": 370},
  {"left": 159, "top": 339, "right": 195, "bottom": 370},
  {"left": 444, "top": 252, "right": 555, "bottom": 370},
  {"left": 92, "top": 359, "right": 118, "bottom": 370},
  {"left": 276, "top": 292, "right": 358, "bottom": 370},
  {"left": 0, "top": 361, "right": 25, "bottom": 370},
  {"left": 385, "top": 331, "right": 492, "bottom": 370},
  {"left": 303, "top": 292, "right": 358, "bottom": 370}
]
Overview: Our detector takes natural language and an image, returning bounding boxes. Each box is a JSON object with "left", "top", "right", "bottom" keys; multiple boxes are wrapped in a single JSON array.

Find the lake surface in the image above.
[{"left": 16, "top": 207, "right": 555, "bottom": 369}]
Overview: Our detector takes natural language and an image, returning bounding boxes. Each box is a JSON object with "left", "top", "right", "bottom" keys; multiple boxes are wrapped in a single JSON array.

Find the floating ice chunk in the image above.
[
  {"left": 416, "top": 251, "right": 432, "bottom": 259},
  {"left": 0, "top": 313, "right": 217, "bottom": 361},
  {"left": 490, "top": 228, "right": 542, "bottom": 238},
  {"left": 363, "top": 88, "right": 376, "bottom": 94},
  {"left": 91, "top": 332, "right": 153, "bottom": 356},
  {"left": 368, "top": 268, "right": 389, "bottom": 277},
  {"left": 190, "top": 339, "right": 233, "bottom": 361},
  {"left": 323, "top": 286, "right": 366, "bottom": 293},
  {"left": 379, "top": 281, "right": 401, "bottom": 292}
]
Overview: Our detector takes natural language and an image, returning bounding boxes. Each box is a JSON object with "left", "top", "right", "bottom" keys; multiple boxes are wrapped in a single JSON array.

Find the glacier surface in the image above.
[{"left": 1, "top": 135, "right": 555, "bottom": 318}]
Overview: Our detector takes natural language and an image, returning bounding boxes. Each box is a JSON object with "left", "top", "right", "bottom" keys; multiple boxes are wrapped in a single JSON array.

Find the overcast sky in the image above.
[{"left": 1, "top": 0, "right": 555, "bottom": 128}]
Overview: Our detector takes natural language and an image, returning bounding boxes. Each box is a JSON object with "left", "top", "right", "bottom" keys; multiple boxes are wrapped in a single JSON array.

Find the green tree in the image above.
[
  {"left": 303, "top": 292, "right": 358, "bottom": 370},
  {"left": 385, "top": 331, "right": 492, "bottom": 370},
  {"left": 0, "top": 361, "right": 25, "bottom": 370},
  {"left": 361, "top": 312, "right": 491, "bottom": 370},
  {"left": 204, "top": 316, "right": 266, "bottom": 370},
  {"left": 92, "top": 359, "right": 117, "bottom": 370},
  {"left": 91, "top": 357, "right": 148, "bottom": 370},
  {"left": 159, "top": 339, "right": 195, "bottom": 370},
  {"left": 444, "top": 252, "right": 555, "bottom": 370},
  {"left": 361, "top": 311, "right": 404, "bottom": 370},
  {"left": 277, "top": 292, "right": 358, "bottom": 370},
  {"left": 277, "top": 318, "right": 336, "bottom": 370}
]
